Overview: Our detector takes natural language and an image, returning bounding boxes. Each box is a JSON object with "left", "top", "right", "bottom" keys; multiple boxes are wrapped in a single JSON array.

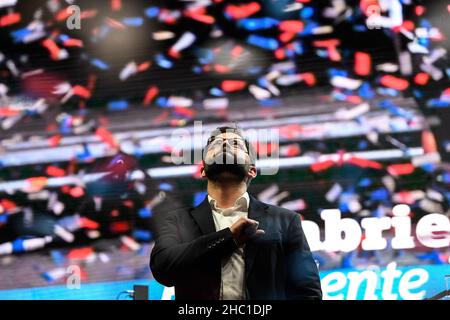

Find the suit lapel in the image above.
[
  {"left": 189, "top": 195, "right": 216, "bottom": 235},
  {"left": 245, "top": 195, "right": 268, "bottom": 283}
]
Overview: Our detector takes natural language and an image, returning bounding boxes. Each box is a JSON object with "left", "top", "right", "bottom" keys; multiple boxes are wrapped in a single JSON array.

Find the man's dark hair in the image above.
[{"left": 203, "top": 125, "right": 256, "bottom": 164}]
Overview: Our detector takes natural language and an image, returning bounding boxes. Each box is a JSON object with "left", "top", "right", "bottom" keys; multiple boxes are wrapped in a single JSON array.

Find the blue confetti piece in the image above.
[
  {"left": 58, "top": 34, "right": 70, "bottom": 42},
  {"left": 258, "top": 99, "right": 280, "bottom": 107},
  {"left": 238, "top": 17, "right": 279, "bottom": 31},
  {"left": 12, "top": 239, "right": 25, "bottom": 253},
  {"left": 341, "top": 251, "right": 356, "bottom": 268},
  {"left": 91, "top": 58, "right": 109, "bottom": 70},
  {"left": 442, "top": 172, "right": 450, "bottom": 184},
  {"left": 10, "top": 28, "right": 32, "bottom": 43},
  {"left": 328, "top": 68, "right": 348, "bottom": 77},
  {"left": 122, "top": 17, "right": 144, "bottom": 27},
  {"left": 427, "top": 99, "right": 450, "bottom": 108},
  {"left": 193, "top": 191, "right": 208, "bottom": 206},
  {"left": 421, "top": 163, "right": 436, "bottom": 173},
  {"left": 0, "top": 215, "right": 8, "bottom": 224},
  {"left": 292, "top": 41, "right": 303, "bottom": 55},
  {"left": 108, "top": 100, "right": 129, "bottom": 111},
  {"left": 413, "top": 89, "right": 424, "bottom": 99},
  {"left": 300, "top": 7, "right": 314, "bottom": 19},
  {"left": 145, "top": 7, "right": 160, "bottom": 18},
  {"left": 358, "top": 177, "right": 372, "bottom": 187},
  {"left": 370, "top": 188, "right": 389, "bottom": 202},
  {"left": 247, "top": 66, "right": 264, "bottom": 75},
  {"left": 156, "top": 97, "right": 169, "bottom": 107},
  {"left": 138, "top": 208, "right": 152, "bottom": 218},
  {"left": 155, "top": 54, "right": 173, "bottom": 69},
  {"left": 209, "top": 88, "right": 225, "bottom": 96},
  {"left": 299, "top": 21, "right": 318, "bottom": 36},
  {"left": 159, "top": 182, "right": 173, "bottom": 191},
  {"left": 133, "top": 230, "right": 152, "bottom": 241},
  {"left": 376, "top": 87, "right": 398, "bottom": 97},
  {"left": 197, "top": 49, "right": 214, "bottom": 65},
  {"left": 51, "top": 250, "right": 66, "bottom": 266},
  {"left": 192, "top": 66, "right": 203, "bottom": 74},
  {"left": 247, "top": 35, "right": 279, "bottom": 51},
  {"left": 359, "top": 82, "right": 374, "bottom": 99},
  {"left": 353, "top": 24, "right": 368, "bottom": 32}
]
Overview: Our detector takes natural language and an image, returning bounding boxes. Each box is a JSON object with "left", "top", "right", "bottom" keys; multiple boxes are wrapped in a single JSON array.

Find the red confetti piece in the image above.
[
  {"left": 275, "top": 48, "right": 286, "bottom": 60},
  {"left": 360, "top": 0, "right": 380, "bottom": 17},
  {"left": 0, "top": 107, "right": 20, "bottom": 117},
  {"left": 301, "top": 72, "right": 316, "bottom": 86},
  {"left": 1, "top": 199, "right": 17, "bottom": 211},
  {"left": 122, "top": 200, "right": 134, "bottom": 208},
  {"left": 63, "top": 38, "right": 83, "bottom": 47},
  {"left": 281, "top": 144, "right": 301, "bottom": 157},
  {"left": 46, "top": 166, "right": 66, "bottom": 177},
  {"left": 154, "top": 110, "right": 169, "bottom": 123},
  {"left": 72, "top": 85, "right": 92, "bottom": 99},
  {"left": 80, "top": 10, "right": 98, "bottom": 19},
  {"left": 214, "top": 64, "right": 231, "bottom": 73},
  {"left": 415, "top": 5, "right": 425, "bottom": 16},
  {"left": 354, "top": 52, "right": 371, "bottom": 76},
  {"left": 165, "top": 47, "right": 178, "bottom": 62},
  {"left": 174, "top": 107, "right": 195, "bottom": 118},
  {"left": 221, "top": 80, "right": 247, "bottom": 92},
  {"left": 231, "top": 45, "right": 244, "bottom": 58},
  {"left": 42, "top": 39, "right": 62, "bottom": 60},
  {"left": 111, "top": 0, "right": 122, "bottom": 11},
  {"left": 380, "top": 75, "right": 409, "bottom": 91},
  {"left": 79, "top": 217, "right": 99, "bottom": 229},
  {"left": 55, "top": 9, "right": 71, "bottom": 21},
  {"left": 346, "top": 95, "right": 363, "bottom": 104},
  {"left": 105, "top": 17, "right": 125, "bottom": 29},
  {"left": 185, "top": 10, "right": 215, "bottom": 24},
  {"left": 387, "top": 163, "right": 415, "bottom": 176},
  {"left": 279, "top": 32, "right": 296, "bottom": 43},
  {"left": 110, "top": 221, "right": 131, "bottom": 233},
  {"left": 422, "top": 130, "right": 438, "bottom": 154},
  {"left": 96, "top": 127, "right": 118, "bottom": 149},
  {"left": 311, "top": 160, "right": 335, "bottom": 172},
  {"left": 225, "top": 2, "right": 261, "bottom": 20},
  {"left": 68, "top": 247, "right": 94, "bottom": 260},
  {"left": 313, "top": 39, "right": 341, "bottom": 61},
  {"left": 401, "top": 20, "right": 415, "bottom": 32},
  {"left": 137, "top": 61, "right": 151, "bottom": 72},
  {"left": 69, "top": 186, "right": 85, "bottom": 198},
  {"left": 0, "top": 12, "right": 21, "bottom": 27},
  {"left": 347, "top": 157, "right": 383, "bottom": 170},
  {"left": 48, "top": 135, "right": 62, "bottom": 147},
  {"left": 143, "top": 86, "right": 159, "bottom": 106},
  {"left": 279, "top": 20, "right": 304, "bottom": 34},
  {"left": 414, "top": 72, "right": 430, "bottom": 86}
]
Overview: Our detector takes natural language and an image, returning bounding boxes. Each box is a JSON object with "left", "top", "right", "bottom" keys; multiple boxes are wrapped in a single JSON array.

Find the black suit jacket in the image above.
[{"left": 150, "top": 194, "right": 322, "bottom": 300}]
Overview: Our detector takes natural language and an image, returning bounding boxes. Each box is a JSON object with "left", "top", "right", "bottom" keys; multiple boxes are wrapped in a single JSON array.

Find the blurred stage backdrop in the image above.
[{"left": 0, "top": 0, "right": 449, "bottom": 300}]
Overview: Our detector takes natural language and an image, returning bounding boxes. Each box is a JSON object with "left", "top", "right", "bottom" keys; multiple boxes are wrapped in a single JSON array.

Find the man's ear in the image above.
[
  {"left": 248, "top": 165, "right": 257, "bottom": 179},
  {"left": 200, "top": 161, "right": 207, "bottom": 178}
]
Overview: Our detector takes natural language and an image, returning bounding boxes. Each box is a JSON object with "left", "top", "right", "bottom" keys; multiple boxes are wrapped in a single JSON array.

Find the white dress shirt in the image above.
[{"left": 208, "top": 192, "right": 249, "bottom": 300}]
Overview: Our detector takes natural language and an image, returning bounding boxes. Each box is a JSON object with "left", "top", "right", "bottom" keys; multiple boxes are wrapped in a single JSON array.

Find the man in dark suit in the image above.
[{"left": 150, "top": 125, "right": 322, "bottom": 300}]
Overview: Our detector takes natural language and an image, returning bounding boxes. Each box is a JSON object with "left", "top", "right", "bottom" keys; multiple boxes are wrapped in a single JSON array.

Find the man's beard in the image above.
[{"left": 204, "top": 151, "right": 250, "bottom": 183}]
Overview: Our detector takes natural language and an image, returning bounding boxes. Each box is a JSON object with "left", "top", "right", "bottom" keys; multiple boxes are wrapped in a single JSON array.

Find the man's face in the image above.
[{"left": 202, "top": 132, "right": 255, "bottom": 183}]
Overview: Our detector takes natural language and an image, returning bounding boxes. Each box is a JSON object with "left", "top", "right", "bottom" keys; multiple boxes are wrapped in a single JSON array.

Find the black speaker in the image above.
[{"left": 133, "top": 285, "right": 149, "bottom": 300}]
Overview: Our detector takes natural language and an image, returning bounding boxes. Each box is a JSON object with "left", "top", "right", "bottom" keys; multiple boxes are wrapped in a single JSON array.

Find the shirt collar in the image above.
[{"left": 208, "top": 192, "right": 249, "bottom": 215}]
